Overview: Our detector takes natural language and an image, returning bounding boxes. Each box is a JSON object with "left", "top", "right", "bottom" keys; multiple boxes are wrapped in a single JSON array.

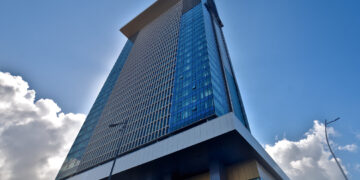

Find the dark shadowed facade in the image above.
[{"left": 56, "top": 0, "right": 289, "bottom": 179}]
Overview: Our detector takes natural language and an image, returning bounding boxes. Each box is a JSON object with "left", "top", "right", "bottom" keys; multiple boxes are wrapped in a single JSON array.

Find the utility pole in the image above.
[
  {"left": 107, "top": 121, "right": 128, "bottom": 180},
  {"left": 324, "top": 117, "right": 348, "bottom": 180}
]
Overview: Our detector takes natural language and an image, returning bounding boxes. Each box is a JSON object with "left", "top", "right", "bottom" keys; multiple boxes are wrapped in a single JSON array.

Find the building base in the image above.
[{"left": 68, "top": 113, "right": 288, "bottom": 180}]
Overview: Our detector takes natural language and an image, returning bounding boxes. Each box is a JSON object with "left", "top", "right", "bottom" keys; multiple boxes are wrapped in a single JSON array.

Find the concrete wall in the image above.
[{"left": 226, "top": 160, "right": 260, "bottom": 180}]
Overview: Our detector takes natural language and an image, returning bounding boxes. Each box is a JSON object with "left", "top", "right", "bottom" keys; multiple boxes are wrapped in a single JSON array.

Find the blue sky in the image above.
[{"left": 1, "top": 0, "right": 359, "bottom": 179}]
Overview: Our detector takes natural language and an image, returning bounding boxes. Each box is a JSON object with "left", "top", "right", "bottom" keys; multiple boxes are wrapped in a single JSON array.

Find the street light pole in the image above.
[
  {"left": 108, "top": 121, "right": 128, "bottom": 180},
  {"left": 324, "top": 117, "right": 348, "bottom": 180}
]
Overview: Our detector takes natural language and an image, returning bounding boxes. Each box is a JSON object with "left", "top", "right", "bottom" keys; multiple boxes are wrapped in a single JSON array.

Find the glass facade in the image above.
[
  {"left": 57, "top": 0, "right": 249, "bottom": 179},
  {"left": 202, "top": 0, "right": 230, "bottom": 117},
  {"left": 169, "top": 3, "right": 230, "bottom": 132}
]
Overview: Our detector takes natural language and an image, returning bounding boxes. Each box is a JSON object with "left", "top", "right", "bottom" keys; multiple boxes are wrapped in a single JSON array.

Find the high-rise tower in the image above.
[{"left": 57, "top": 0, "right": 288, "bottom": 179}]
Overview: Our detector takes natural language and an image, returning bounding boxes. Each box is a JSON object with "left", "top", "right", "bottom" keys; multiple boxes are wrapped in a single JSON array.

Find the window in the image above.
[{"left": 192, "top": 106, "right": 197, "bottom": 111}]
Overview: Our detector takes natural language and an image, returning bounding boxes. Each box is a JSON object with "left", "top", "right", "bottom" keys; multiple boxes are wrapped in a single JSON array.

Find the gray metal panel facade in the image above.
[
  {"left": 56, "top": 40, "right": 134, "bottom": 180},
  {"left": 77, "top": 0, "right": 184, "bottom": 172}
]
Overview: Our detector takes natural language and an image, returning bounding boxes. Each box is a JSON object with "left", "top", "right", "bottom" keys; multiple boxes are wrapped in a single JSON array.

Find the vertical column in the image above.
[{"left": 210, "top": 162, "right": 226, "bottom": 180}]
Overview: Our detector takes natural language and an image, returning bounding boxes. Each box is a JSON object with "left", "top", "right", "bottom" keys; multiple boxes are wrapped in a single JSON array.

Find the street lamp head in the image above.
[
  {"left": 109, "top": 122, "right": 127, "bottom": 128},
  {"left": 326, "top": 117, "right": 341, "bottom": 126}
]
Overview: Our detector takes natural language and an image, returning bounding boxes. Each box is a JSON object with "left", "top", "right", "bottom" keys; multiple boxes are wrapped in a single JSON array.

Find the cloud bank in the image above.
[
  {"left": 265, "top": 120, "right": 350, "bottom": 180},
  {"left": 0, "top": 72, "right": 85, "bottom": 180},
  {"left": 338, "top": 144, "right": 357, "bottom": 152}
]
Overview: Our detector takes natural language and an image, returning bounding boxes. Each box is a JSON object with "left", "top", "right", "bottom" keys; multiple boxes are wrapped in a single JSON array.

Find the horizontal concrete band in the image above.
[{"left": 68, "top": 113, "right": 289, "bottom": 180}]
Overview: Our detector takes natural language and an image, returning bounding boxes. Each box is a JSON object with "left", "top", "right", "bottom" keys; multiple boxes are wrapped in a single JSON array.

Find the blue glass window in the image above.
[{"left": 169, "top": 3, "right": 230, "bottom": 132}]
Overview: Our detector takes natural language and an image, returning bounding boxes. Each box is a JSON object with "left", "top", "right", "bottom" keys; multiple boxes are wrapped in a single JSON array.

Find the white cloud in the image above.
[
  {"left": 265, "top": 120, "right": 348, "bottom": 180},
  {"left": 0, "top": 72, "right": 85, "bottom": 180},
  {"left": 338, "top": 144, "right": 357, "bottom": 152},
  {"left": 356, "top": 133, "right": 360, "bottom": 140}
]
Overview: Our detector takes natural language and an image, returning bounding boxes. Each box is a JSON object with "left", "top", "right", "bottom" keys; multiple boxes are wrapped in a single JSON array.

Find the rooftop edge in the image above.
[{"left": 120, "top": 0, "right": 181, "bottom": 38}]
